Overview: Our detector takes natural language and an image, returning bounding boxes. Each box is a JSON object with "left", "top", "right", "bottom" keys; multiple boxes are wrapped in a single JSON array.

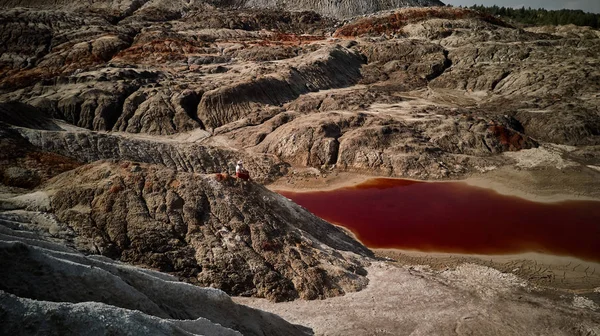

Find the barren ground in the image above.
[{"left": 235, "top": 261, "right": 600, "bottom": 336}]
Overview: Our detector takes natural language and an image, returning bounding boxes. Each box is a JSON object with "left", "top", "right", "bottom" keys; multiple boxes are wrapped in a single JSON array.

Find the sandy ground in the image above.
[
  {"left": 267, "top": 169, "right": 373, "bottom": 192},
  {"left": 376, "top": 249, "right": 600, "bottom": 293},
  {"left": 235, "top": 261, "right": 600, "bottom": 336}
]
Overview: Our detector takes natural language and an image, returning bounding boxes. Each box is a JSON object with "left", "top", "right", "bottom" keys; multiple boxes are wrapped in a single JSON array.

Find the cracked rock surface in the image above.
[{"left": 43, "top": 161, "right": 372, "bottom": 301}]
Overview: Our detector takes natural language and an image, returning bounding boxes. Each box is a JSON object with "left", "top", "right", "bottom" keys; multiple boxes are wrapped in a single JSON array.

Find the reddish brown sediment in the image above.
[
  {"left": 279, "top": 178, "right": 600, "bottom": 262},
  {"left": 112, "top": 39, "right": 209, "bottom": 64},
  {"left": 0, "top": 67, "right": 59, "bottom": 90},
  {"left": 270, "top": 33, "right": 326, "bottom": 44},
  {"left": 333, "top": 7, "right": 512, "bottom": 38},
  {"left": 489, "top": 124, "right": 531, "bottom": 151}
]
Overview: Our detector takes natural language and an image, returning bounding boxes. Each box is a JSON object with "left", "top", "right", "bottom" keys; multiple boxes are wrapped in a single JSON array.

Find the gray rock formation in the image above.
[
  {"left": 0, "top": 229, "right": 310, "bottom": 335},
  {"left": 3, "top": 5, "right": 597, "bottom": 180},
  {"left": 198, "top": 45, "right": 364, "bottom": 129},
  {"left": 0, "top": 292, "right": 241, "bottom": 336},
  {"left": 0, "top": 8, "right": 137, "bottom": 89},
  {"left": 16, "top": 126, "right": 287, "bottom": 184},
  {"left": 1, "top": 114, "right": 371, "bottom": 303},
  {"left": 240, "top": 0, "right": 444, "bottom": 19}
]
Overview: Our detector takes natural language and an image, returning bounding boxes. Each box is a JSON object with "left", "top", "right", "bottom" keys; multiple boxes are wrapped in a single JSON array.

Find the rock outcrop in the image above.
[
  {"left": 238, "top": 0, "right": 444, "bottom": 19},
  {"left": 333, "top": 7, "right": 511, "bottom": 37},
  {"left": 197, "top": 45, "right": 364, "bottom": 129},
  {"left": 41, "top": 161, "right": 371, "bottom": 301},
  {"left": 16, "top": 127, "right": 287, "bottom": 183},
  {"left": 0, "top": 0, "right": 444, "bottom": 20},
  {"left": 0, "top": 8, "right": 137, "bottom": 89},
  {"left": 0, "top": 122, "right": 81, "bottom": 189},
  {"left": 245, "top": 107, "right": 536, "bottom": 178}
]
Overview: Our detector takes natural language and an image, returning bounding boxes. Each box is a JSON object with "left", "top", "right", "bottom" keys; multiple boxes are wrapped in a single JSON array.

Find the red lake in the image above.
[{"left": 278, "top": 178, "right": 600, "bottom": 262}]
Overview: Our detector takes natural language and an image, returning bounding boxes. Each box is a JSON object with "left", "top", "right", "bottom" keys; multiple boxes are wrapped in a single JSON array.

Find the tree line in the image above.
[{"left": 464, "top": 5, "right": 600, "bottom": 28}]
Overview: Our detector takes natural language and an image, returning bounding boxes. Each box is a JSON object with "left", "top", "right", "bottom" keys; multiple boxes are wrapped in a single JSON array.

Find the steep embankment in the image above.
[{"left": 197, "top": 45, "right": 364, "bottom": 129}]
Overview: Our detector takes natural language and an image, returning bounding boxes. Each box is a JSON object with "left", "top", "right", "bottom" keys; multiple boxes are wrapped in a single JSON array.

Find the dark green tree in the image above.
[{"left": 468, "top": 5, "right": 600, "bottom": 28}]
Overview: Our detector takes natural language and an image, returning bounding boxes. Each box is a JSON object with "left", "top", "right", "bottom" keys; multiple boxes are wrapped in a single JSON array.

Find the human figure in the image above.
[{"left": 235, "top": 160, "right": 250, "bottom": 181}]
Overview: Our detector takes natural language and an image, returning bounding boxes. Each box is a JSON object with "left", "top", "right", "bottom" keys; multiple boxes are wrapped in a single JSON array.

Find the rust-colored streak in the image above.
[
  {"left": 333, "top": 7, "right": 512, "bottom": 38},
  {"left": 278, "top": 178, "right": 600, "bottom": 261},
  {"left": 489, "top": 124, "right": 529, "bottom": 151},
  {"left": 271, "top": 33, "right": 326, "bottom": 43}
]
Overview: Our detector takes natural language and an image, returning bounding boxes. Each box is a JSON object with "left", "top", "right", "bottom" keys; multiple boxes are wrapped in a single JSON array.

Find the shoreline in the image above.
[
  {"left": 268, "top": 168, "right": 600, "bottom": 292},
  {"left": 318, "top": 218, "right": 600, "bottom": 292},
  {"left": 267, "top": 169, "right": 600, "bottom": 203},
  {"left": 375, "top": 248, "right": 600, "bottom": 292},
  {"left": 267, "top": 171, "right": 373, "bottom": 192}
]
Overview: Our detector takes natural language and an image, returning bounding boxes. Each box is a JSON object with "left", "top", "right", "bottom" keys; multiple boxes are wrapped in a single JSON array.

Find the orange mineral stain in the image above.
[{"left": 278, "top": 178, "right": 600, "bottom": 261}]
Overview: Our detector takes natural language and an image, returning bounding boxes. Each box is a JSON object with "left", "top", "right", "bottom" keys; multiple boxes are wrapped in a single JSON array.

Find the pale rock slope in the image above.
[{"left": 0, "top": 226, "right": 310, "bottom": 335}]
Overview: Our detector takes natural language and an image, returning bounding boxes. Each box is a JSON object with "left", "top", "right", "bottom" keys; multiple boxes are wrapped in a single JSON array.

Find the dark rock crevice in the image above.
[
  {"left": 426, "top": 49, "right": 452, "bottom": 81},
  {"left": 491, "top": 71, "right": 511, "bottom": 91}
]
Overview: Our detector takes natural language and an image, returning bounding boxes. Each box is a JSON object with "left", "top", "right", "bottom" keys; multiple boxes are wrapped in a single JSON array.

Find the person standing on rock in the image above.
[{"left": 236, "top": 160, "right": 250, "bottom": 181}]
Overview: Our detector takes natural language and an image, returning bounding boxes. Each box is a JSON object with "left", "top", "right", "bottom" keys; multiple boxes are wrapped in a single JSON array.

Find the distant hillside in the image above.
[
  {"left": 0, "top": 0, "right": 446, "bottom": 19},
  {"left": 232, "top": 0, "right": 445, "bottom": 19},
  {"left": 467, "top": 5, "right": 600, "bottom": 29}
]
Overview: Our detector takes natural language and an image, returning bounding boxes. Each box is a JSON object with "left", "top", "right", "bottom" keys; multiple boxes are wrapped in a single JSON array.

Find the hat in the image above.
[{"left": 237, "top": 160, "right": 243, "bottom": 165}]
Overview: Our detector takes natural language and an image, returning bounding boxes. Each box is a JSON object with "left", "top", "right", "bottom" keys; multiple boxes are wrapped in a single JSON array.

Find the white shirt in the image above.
[{"left": 236, "top": 164, "right": 243, "bottom": 173}]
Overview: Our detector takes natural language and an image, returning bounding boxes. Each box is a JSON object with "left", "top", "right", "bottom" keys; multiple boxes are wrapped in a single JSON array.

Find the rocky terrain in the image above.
[
  {"left": 236, "top": 261, "right": 600, "bottom": 336},
  {"left": 0, "top": 0, "right": 444, "bottom": 20},
  {"left": 0, "top": 125, "right": 372, "bottom": 302},
  {"left": 3, "top": 5, "right": 598, "bottom": 183},
  {"left": 0, "top": 218, "right": 310, "bottom": 335},
  {"left": 1, "top": 0, "right": 600, "bottom": 334}
]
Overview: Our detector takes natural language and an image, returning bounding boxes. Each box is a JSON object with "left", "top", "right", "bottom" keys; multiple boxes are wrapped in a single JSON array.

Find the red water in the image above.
[{"left": 278, "top": 178, "right": 600, "bottom": 262}]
